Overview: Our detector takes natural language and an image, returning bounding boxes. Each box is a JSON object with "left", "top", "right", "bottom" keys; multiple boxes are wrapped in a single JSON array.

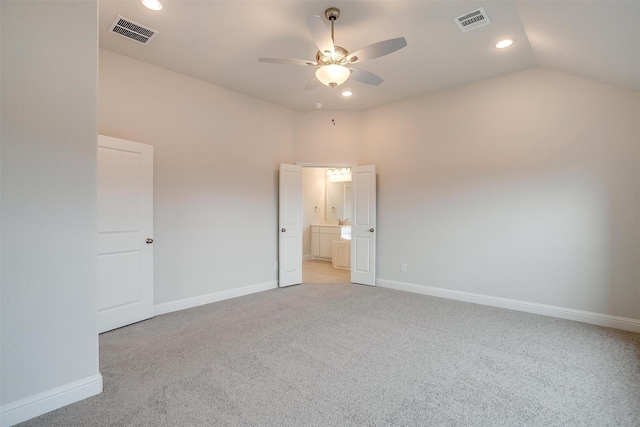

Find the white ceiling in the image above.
[{"left": 98, "top": 1, "right": 640, "bottom": 111}]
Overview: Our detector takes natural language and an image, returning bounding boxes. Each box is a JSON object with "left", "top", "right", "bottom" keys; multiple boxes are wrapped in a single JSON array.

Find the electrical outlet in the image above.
[{"left": 401, "top": 263, "right": 407, "bottom": 273}]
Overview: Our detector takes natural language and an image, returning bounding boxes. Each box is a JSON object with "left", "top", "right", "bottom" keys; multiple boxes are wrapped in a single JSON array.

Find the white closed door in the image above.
[
  {"left": 279, "top": 164, "right": 303, "bottom": 287},
  {"left": 97, "top": 135, "right": 154, "bottom": 333},
  {"left": 351, "top": 165, "right": 376, "bottom": 286}
]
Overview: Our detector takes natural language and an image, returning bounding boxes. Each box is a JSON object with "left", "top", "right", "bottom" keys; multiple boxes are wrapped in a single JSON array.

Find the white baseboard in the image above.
[
  {"left": 377, "top": 278, "right": 640, "bottom": 333},
  {"left": 154, "top": 280, "right": 278, "bottom": 316},
  {"left": 0, "top": 374, "right": 102, "bottom": 427}
]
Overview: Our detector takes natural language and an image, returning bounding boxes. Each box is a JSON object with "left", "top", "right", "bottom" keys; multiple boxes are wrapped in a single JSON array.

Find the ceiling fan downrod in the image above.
[{"left": 325, "top": 7, "right": 340, "bottom": 43}]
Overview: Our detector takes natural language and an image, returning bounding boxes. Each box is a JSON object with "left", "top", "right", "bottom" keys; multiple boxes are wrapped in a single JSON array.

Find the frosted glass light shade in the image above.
[{"left": 315, "top": 65, "right": 350, "bottom": 88}]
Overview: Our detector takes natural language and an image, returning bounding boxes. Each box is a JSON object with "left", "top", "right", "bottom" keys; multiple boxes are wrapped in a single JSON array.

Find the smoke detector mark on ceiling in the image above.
[
  {"left": 109, "top": 16, "right": 159, "bottom": 44},
  {"left": 454, "top": 7, "right": 491, "bottom": 33}
]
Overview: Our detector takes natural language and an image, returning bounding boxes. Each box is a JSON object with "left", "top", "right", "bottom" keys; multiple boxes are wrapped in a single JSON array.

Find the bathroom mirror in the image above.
[{"left": 326, "top": 181, "right": 352, "bottom": 222}]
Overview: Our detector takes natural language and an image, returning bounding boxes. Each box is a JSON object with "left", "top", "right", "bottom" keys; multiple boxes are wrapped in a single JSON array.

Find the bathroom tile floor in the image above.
[{"left": 303, "top": 259, "right": 350, "bottom": 283}]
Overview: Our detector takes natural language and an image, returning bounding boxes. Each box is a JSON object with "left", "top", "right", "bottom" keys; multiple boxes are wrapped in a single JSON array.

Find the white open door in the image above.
[
  {"left": 351, "top": 165, "right": 376, "bottom": 286},
  {"left": 97, "top": 135, "right": 154, "bottom": 333},
  {"left": 279, "top": 164, "right": 303, "bottom": 287}
]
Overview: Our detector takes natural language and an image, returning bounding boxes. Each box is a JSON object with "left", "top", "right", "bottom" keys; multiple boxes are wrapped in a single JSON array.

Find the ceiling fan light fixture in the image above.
[
  {"left": 257, "top": 7, "right": 406, "bottom": 91},
  {"left": 315, "top": 64, "right": 350, "bottom": 88},
  {"left": 142, "top": 0, "right": 162, "bottom": 10}
]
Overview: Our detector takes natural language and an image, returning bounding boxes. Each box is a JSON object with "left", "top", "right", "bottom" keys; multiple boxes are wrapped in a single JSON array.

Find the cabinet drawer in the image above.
[
  {"left": 311, "top": 226, "right": 342, "bottom": 234},
  {"left": 319, "top": 227, "right": 340, "bottom": 235}
]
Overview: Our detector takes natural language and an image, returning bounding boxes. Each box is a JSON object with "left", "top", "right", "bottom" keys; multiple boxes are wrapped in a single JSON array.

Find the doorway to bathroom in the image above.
[
  {"left": 301, "top": 166, "right": 352, "bottom": 283},
  {"left": 278, "top": 163, "right": 376, "bottom": 287}
]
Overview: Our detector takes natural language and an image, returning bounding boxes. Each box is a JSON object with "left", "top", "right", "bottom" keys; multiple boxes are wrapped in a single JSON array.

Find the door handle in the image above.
[
  {"left": 369, "top": 228, "right": 375, "bottom": 232},
  {"left": 146, "top": 238, "right": 154, "bottom": 244},
  {"left": 281, "top": 228, "right": 286, "bottom": 232}
]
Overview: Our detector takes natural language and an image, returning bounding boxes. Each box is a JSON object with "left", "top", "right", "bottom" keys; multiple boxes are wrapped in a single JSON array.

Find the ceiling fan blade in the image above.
[
  {"left": 304, "top": 76, "right": 322, "bottom": 91},
  {"left": 258, "top": 58, "right": 317, "bottom": 66},
  {"left": 347, "top": 37, "right": 407, "bottom": 63},
  {"left": 348, "top": 68, "right": 383, "bottom": 86},
  {"left": 306, "top": 15, "right": 335, "bottom": 57}
]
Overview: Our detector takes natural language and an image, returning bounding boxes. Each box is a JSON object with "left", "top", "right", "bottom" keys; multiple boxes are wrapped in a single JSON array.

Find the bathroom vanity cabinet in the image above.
[
  {"left": 332, "top": 239, "right": 351, "bottom": 270},
  {"left": 311, "top": 225, "right": 350, "bottom": 260}
]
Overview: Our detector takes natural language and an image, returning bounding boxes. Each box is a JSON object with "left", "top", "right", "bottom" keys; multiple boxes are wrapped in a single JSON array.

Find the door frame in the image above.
[{"left": 296, "top": 162, "right": 364, "bottom": 284}]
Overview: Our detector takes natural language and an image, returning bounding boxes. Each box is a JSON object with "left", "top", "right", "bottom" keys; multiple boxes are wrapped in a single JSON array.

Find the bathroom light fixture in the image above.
[
  {"left": 495, "top": 39, "right": 513, "bottom": 49},
  {"left": 315, "top": 64, "right": 351, "bottom": 88},
  {"left": 142, "top": 0, "right": 162, "bottom": 10},
  {"left": 327, "top": 167, "right": 351, "bottom": 176},
  {"left": 342, "top": 91, "right": 353, "bottom": 97}
]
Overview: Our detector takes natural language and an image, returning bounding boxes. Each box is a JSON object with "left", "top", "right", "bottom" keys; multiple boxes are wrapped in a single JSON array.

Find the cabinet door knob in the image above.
[
  {"left": 369, "top": 228, "right": 375, "bottom": 232},
  {"left": 281, "top": 228, "right": 286, "bottom": 232},
  {"left": 146, "top": 238, "right": 154, "bottom": 244}
]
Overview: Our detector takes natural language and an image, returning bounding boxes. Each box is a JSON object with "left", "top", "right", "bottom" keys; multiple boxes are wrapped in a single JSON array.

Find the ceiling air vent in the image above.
[
  {"left": 109, "top": 15, "right": 158, "bottom": 44},
  {"left": 454, "top": 7, "right": 491, "bottom": 33}
]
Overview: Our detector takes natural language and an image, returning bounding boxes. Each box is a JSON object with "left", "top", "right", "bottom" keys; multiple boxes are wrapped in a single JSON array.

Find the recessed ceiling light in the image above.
[
  {"left": 314, "top": 103, "right": 323, "bottom": 109},
  {"left": 342, "top": 91, "right": 353, "bottom": 97},
  {"left": 495, "top": 39, "right": 513, "bottom": 49},
  {"left": 142, "top": 0, "right": 162, "bottom": 11}
]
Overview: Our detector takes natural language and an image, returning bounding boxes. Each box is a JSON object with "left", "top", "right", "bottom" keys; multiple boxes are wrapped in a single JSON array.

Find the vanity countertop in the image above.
[{"left": 311, "top": 223, "right": 350, "bottom": 227}]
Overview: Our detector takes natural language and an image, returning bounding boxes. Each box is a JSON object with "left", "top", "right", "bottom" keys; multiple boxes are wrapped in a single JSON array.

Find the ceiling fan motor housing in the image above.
[
  {"left": 325, "top": 7, "right": 340, "bottom": 21},
  {"left": 316, "top": 46, "right": 349, "bottom": 65}
]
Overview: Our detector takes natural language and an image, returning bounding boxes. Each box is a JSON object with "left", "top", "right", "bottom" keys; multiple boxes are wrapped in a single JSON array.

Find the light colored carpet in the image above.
[{"left": 20, "top": 283, "right": 640, "bottom": 426}]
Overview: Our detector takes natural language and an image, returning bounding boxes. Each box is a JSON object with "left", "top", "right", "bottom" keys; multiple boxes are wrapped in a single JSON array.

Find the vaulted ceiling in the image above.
[{"left": 99, "top": 1, "right": 640, "bottom": 111}]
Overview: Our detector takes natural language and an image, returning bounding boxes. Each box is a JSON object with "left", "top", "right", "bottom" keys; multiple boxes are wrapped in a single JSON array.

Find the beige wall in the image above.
[
  {"left": 99, "top": 49, "right": 294, "bottom": 304},
  {"left": 361, "top": 67, "right": 640, "bottom": 319},
  {"left": 1, "top": 0, "right": 101, "bottom": 411},
  {"left": 293, "top": 110, "right": 362, "bottom": 164}
]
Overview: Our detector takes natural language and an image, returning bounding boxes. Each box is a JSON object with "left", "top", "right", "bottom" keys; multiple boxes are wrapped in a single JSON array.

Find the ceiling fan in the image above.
[{"left": 258, "top": 7, "right": 407, "bottom": 90}]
